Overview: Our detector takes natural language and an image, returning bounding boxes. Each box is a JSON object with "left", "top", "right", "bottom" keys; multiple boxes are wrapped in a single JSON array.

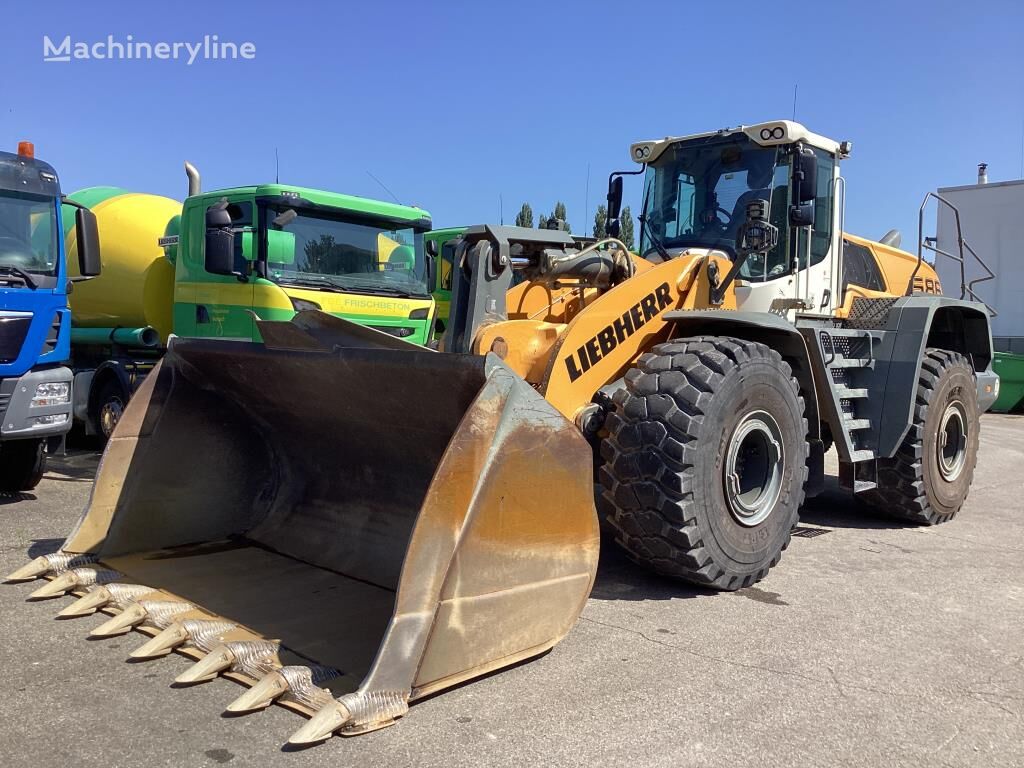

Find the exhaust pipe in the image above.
[
  {"left": 185, "top": 161, "right": 201, "bottom": 196},
  {"left": 977, "top": 163, "right": 988, "bottom": 185}
]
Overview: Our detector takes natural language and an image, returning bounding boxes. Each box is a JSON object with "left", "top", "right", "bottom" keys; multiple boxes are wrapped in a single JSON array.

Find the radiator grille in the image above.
[{"left": 0, "top": 316, "right": 31, "bottom": 363}]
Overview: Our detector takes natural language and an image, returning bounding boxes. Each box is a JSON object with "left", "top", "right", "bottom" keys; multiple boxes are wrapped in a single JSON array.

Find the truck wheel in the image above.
[
  {"left": 0, "top": 439, "right": 46, "bottom": 493},
  {"left": 93, "top": 379, "right": 127, "bottom": 442},
  {"left": 599, "top": 337, "right": 808, "bottom": 590},
  {"left": 861, "top": 349, "right": 979, "bottom": 525}
]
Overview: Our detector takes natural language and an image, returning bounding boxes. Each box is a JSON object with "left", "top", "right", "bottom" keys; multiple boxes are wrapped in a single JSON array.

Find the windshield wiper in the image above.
[
  {"left": 0, "top": 265, "right": 37, "bottom": 289},
  {"left": 638, "top": 184, "right": 673, "bottom": 263},
  {"left": 278, "top": 275, "right": 426, "bottom": 299}
]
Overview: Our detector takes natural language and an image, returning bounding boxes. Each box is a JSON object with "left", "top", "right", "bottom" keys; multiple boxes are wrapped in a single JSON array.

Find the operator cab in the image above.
[{"left": 616, "top": 120, "right": 851, "bottom": 317}]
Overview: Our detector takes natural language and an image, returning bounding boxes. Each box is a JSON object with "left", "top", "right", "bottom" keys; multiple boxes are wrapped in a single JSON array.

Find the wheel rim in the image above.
[
  {"left": 724, "top": 410, "right": 785, "bottom": 527},
  {"left": 100, "top": 399, "right": 124, "bottom": 439},
  {"left": 936, "top": 400, "right": 968, "bottom": 482}
]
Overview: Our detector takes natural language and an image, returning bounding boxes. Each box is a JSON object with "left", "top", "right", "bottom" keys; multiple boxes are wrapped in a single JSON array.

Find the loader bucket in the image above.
[{"left": 10, "top": 314, "right": 599, "bottom": 741}]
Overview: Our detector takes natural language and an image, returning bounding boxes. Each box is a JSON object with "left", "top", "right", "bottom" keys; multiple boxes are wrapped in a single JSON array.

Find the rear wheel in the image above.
[
  {"left": 0, "top": 438, "right": 46, "bottom": 492},
  {"left": 599, "top": 337, "right": 808, "bottom": 590},
  {"left": 861, "top": 349, "right": 979, "bottom": 525},
  {"left": 92, "top": 378, "right": 127, "bottom": 442}
]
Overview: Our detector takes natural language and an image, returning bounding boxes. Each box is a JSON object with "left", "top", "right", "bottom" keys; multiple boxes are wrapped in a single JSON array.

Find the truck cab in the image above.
[
  {"left": 179, "top": 184, "right": 436, "bottom": 345},
  {"left": 0, "top": 143, "right": 99, "bottom": 490}
]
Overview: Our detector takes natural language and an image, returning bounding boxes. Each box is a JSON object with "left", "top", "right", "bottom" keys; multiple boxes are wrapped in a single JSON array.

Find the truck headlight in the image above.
[
  {"left": 32, "top": 382, "right": 70, "bottom": 407},
  {"left": 30, "top": 413, "right": 68, "bottom": 426}
]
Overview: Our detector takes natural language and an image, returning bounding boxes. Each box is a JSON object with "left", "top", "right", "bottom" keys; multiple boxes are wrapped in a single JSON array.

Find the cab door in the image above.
[{"left": 191, "top": 198, "right": 257, "bottom": 340}]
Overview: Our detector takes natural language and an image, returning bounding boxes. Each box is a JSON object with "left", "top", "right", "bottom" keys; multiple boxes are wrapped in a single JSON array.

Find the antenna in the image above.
[
  {"left": 365, "top": 170, "right": 400, "bottom": 204},
  {"left": 499, "top": 194, "right": 504, "bottom": 225},
  {"left": 275, "top": 147, "right": 279, "bottom": 184},
  {"left": 584, "top": 162, "right": 591, "bottom": 236},
  {"left": 791, "top": 84, "right": 798, "bottom": 121}
]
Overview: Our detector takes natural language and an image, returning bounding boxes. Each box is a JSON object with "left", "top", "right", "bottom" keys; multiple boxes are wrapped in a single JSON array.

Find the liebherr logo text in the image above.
[
  {"left": 563, "top": 282, "right": 673, "bottom": 382},
  {"left": 43, "top": 35, "right": 256, "bottom": 65}
]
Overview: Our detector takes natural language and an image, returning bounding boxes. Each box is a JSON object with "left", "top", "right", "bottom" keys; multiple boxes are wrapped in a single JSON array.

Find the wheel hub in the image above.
[
  {"left": 936, "top": 400, "right": 968, "bottom": 482},
  {"left": 724, "top": 410, "right": 785, "bottom": 527},
  {"left": 100, "top": 400, "right": 124, "bottom": 439}
]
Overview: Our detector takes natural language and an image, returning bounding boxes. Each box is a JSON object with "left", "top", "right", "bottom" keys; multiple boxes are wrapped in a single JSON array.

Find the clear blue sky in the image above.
[{"left": 2, "top": 0, "right": 1022, "bottom": 246}]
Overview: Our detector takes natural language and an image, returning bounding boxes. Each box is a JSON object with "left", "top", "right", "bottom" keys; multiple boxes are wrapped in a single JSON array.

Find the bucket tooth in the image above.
[
  {"left": 129, "top": 623, "right": 189, "bottom": 659},
  {"left": 28, "top": 568, "right": 121, "bottom": 600},
  {"left": 130, "top": 619, "right": 236, "bottom": 659},
  {"left": 287, "top": 701, "right": 352, "bottom": 746},
  {"left": 226, "top": 664, "right": 339, "bottom": 713},
  {"left": 57, "top": 586, "right": 114, "bottom": 617},
  {"left": 5, "top": 552, "right": 98, "bottom": 583},
  {"left": 225, "top": 670, "right": 289, "bottom": 713},
  {"left": 175, "top": 645, "right": 236, "bottom": 685},
  {"left": 90, "top": 603, "right": 148, "bottom": 637},
  {"left": 57, "top": 583, "right": 153, "bottom": 618},
  {"left": 90, "top": 599, "right": 193, "bottom": 638},
  {"left": 174, "top": 640, "right": 277, "bottom": 685}
]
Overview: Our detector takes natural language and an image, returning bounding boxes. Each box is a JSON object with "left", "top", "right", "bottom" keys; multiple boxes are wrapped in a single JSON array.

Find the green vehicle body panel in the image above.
[
  {"left": 172, "top": 187, "right": 434, "bottom": 345},
  {"left": 992, "top": 351, "right": 1024, "bottom": 413},
  {"left": 425, "top": 226, "right": 467, "bottom": 336}
]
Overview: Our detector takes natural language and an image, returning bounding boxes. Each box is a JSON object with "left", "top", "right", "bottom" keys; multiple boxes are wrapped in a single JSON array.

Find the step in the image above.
[
  {"left": 836, "top": 386, "right": 869, "bottom": 399},
  {"left": 823, "top": 327, "right": 875, "bottom": 338},
  {"left": 850, "top": 449, "right": 876, "bottom": 462},
  {"left": 828, "top": 356, "right": 873, "bottom": 368},
  {"left": 845, "top": 418, "right": 871, "bottom": 431},
  {"left": 853, "top": 479, "right": 877, "bottom": 493}
]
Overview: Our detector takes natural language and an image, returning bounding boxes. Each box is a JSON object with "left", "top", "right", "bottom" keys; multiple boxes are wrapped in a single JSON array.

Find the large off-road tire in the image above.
[
  {"left": 0, "top": 438, "right": 46, "bottom": 493},
  {"left": 599, "top": 337, "right": 808, "bottom": 590},
  {"left": 861, "top": 349, "right": 979, "bottom": 525}
]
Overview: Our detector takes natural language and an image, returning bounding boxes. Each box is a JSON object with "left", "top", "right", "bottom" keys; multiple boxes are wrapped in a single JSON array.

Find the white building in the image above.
[{"left": 933, "top": 175, "right": 1024, "bottom": 353}]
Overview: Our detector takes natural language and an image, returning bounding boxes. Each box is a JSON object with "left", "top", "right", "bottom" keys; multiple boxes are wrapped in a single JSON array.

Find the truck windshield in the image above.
[
  {"left": 264, "top": 206, "right": 429, "bottom": 297},
  {"left": 0, "top": 190, "right": 58, "bottom": 277},
  {"left": 640, "top": 134, "right": 790, "bottom": 280}
]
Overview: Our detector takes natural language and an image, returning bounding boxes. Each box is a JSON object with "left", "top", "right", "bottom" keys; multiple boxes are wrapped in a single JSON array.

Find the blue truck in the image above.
[{"left": 0, "top": 142, "right": 100, "bottom": 492}]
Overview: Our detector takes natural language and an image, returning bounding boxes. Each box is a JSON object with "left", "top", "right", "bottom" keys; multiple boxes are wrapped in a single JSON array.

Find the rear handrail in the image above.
[{"left": 911, "top": 192, "right": 997, "bottom": 316}]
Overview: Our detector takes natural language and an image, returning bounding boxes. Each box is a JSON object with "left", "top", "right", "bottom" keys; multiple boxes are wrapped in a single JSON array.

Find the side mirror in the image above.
[
  {"left": 607, "top": 176, "right": 623, "bottom": 219},
  {"left": 789, "top": 147, "right": 818, "bottom": 228},
  {"left": 204, "top": 228, "right": 235, "bottom": 276},
  {"left": 790, "top": 201, "right": 815, "bottom": 227},
  {"left": 204, "top": 201, "right": 236, "bottom": 275},
  {"left": 426, "top": 251, "right": 437, "bottom": 291},
  {"left": 794, "top": 147, "right": 818, "bottom": 204},
  {"left": 75, "top": 207, "right": 101, "bottom": 276}
]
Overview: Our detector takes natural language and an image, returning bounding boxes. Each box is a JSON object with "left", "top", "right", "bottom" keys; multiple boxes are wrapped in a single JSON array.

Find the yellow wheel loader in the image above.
[{"left": 6, "top": 120, "right": 998, "bottom": 744}]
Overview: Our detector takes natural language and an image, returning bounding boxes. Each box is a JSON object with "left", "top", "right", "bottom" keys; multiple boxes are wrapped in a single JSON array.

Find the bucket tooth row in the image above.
[
  {"left": 90, "top": 599, "right": 195, "bottom": 638},
  {"left": 226, "top": 664, "right": 339, "bottom": 713},
  {"left": 5, "top": 551, "right": 98, "bottom": 582},
  {"left": 130, "top": 619, "right": 238, "bottom": 659},
  {"left": 58, "top": 583, "right": 157, "bottom": 617},
  {"left": 27, "top": 567, "right": 122, "bottom": 600}
]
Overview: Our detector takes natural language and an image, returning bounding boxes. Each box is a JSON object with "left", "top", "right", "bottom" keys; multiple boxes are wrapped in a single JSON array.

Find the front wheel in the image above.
[
  {"left": 599, "top": 337, "right": 808, "bottom": 590},
  {"left": 860, "top": 349, "right": 979, "bottom": 524},
  {"left": 0, "top": 439, "right": 46, "bottom": 492}
]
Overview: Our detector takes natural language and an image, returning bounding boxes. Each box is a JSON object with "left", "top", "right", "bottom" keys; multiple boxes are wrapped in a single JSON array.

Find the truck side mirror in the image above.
[
  {"left": 75, "top": 207, "right": 102, "bottom": 276},
  {"left": 794, "top": 147, "right": 818, "bottom": 204},
  {"left": 426, "top": 251, "right": 437, "bottom": 291},
  {"left": 204, "top": 202, "right": 237, "bottom": 276}
]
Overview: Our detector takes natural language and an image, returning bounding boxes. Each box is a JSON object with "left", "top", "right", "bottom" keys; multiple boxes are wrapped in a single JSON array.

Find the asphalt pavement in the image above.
[{"left": 0, "top": 416, "right": 1021, "bottom": 767}]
